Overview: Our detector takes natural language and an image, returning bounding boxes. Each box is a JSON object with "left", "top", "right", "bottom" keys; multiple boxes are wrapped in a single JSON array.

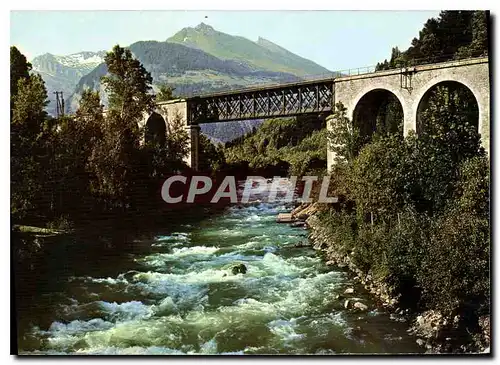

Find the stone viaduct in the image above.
[{"left": 139, "top": 56, "right": 490, "bottom": 171}]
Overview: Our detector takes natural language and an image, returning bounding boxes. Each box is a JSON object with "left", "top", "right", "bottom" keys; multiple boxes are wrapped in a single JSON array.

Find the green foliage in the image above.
[
  {"left": 101, "top": 45, "right": 155, "bottom": 127},
  {"left": 349, "top": 134, "right": 408, "bottom": 217},
  {"left": 156, "top": 84, "right": 176, "bottom": 102},
  {"left": 10, "top": 46, "right": 193, "bottom": 224},
  {"left": 82, "top": 45, "right": 157, "bottom": 208},
  {"left": 11, "top": 72, "right": 48, "bottom": 220},
  {"left": 282, "top": 129, "right": 327, "bottom": 176},
  {"left": 327, "top": 102, "right": 362, "bottom": 164},
  {"left": 44, "top": 91, "right": 105, "bottom": 215},
  {"left": 455, "top": 156, "right": 489, "bottom": 215},
  {"left": 224, "top": 116, "right": 326, "bottom": 176},
  {"left": 198, "top": 135, "right": 226, "bottom": 172},
  {"left": 419, "top": 85, "right": 482, "bottom": 162},
  {"left": 373, "top": 95, "right": 404, "bottom": 137},
  {"left": 376, "top": 11, "right": 488, "bottom": 70},
  {"left": 419, "top": 208, "right": 489, "bottom": 316},
  {"left": 164, "top": 111, "right": 190, "bottom": 163},
  {"left": 376, "top": 47, "right": 405, "bottom": 70},
  {"left": 10, "top": 46, "right": 32, "bottom": 99},
  {"left": 317, "top": 82, "right": 489, "bottom": 323}
]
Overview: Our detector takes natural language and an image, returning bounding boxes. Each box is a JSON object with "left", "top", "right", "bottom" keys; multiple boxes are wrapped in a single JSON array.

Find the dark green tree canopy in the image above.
[
  {"left": 101, "top": 45, "right": 155, "bottom": 125},
  {"left": 10, "top": 46, "right": 32, "bottom": 97},
  {"left": 376, "top": 11, "right": 489, "bottom": 70},
  {"left": 156, "top": 84, "right": 176, "bottom": 102}
]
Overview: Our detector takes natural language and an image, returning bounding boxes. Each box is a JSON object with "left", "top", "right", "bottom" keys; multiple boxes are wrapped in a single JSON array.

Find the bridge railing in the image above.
[
  {"left": 189, "top": 53, "right": 488, "bottom": 99},
  {"left": 299, "top": 52, "right": 489, "bottom": 80}
]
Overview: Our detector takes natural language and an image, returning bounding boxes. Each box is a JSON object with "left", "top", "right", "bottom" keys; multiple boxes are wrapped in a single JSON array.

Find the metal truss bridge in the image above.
[{"left": 186, "top": 79, "right": 335, "bottom": 124}]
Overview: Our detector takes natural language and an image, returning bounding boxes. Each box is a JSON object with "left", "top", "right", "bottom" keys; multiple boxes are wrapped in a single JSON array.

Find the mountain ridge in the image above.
[
  {"left": 32, "top": 23, "right": 331, "bottom": 142},
  {"left": 167, "top": 23, "right": 330, "bottom": 76},
  {"left": 31, "top": 50, "right": 107, "bottom": 115}
]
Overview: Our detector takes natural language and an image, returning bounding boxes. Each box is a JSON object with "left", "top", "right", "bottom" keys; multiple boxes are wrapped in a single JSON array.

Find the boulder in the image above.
[
  {"left": 231, "top": 263, "right": 247, "bottom": 275},
  {"left": 344, "top": 288, "right": 355, "bottom": 294},
  {"left": 276, "top": 213, "right": 295, "bottom": 223},
  {"left": 353, "top": 302, "right": 368, "bottom": 311},
  {"left": 344, "top": 299, "right": 351, "bottom": 309}
]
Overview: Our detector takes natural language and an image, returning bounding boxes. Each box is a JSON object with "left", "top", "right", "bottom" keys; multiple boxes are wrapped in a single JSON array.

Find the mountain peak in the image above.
[{"left": 194, "top": 22, "right": 215, "bottom": 33}]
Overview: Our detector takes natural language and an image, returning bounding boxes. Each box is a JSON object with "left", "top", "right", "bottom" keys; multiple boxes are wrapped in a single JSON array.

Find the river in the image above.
[{"left": 15, "top": 181, "right": 422, "bottom": 355}]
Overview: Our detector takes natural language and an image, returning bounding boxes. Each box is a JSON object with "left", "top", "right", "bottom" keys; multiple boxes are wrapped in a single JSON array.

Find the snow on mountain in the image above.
[{"left": 31, "top": 51, "right": 106, "bottom": 115}]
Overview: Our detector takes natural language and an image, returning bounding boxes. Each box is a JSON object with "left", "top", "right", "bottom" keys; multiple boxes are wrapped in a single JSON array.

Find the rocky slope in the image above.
[{"left": 31, "top": 51, "right": 106, "bottom": 115}]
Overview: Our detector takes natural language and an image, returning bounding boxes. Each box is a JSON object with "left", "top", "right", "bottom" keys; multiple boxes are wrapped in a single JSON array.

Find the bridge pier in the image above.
[
  {"left": 185, "top": 124, "right": 200, "bottom": 171},
  {"left": 139, "top": 99, "right": 201, "bottom": 171}
]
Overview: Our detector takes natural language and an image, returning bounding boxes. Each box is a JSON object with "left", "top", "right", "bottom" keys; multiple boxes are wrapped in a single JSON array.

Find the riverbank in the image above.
[{"left": 288, "top": 202, "right": 490, "bottom": 354}]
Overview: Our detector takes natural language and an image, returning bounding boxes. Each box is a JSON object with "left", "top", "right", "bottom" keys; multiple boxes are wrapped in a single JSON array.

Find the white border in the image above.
[{"left": 3, "top": 2, "right": 499, "bottom": 365}]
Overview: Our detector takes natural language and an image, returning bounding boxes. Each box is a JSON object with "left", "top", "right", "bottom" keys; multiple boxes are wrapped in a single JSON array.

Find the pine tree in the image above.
[{"left": 10, "top": 46, "right": 32, "bottom": 99}]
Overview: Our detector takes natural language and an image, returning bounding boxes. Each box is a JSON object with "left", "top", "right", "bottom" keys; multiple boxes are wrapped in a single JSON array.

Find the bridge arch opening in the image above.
[
  {"left": 416, "top": 81, "right": 479, "bottom": 136},
  {"left": 145, "top": 112, "right": 167, "bottom": 146},
  {"left": 352, "top": 89, "right": 404, "bottom": 140}
]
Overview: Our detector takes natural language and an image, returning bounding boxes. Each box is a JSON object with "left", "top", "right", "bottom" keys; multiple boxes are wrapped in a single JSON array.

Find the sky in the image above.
[{"left": 10, "top": 10, "right": 441, "bottom": 71}]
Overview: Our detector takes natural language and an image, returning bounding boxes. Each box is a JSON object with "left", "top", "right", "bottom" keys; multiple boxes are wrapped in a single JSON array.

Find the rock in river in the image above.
[{"left": 231, "top": 263, "right": 247, "bottom": 275}]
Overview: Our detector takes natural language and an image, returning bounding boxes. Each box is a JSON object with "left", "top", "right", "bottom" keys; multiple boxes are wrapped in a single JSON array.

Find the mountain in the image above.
[
  {"left": 167, "top": 23, "right": 329, "bottom": 77},
  {"left": 31, "top": 51, "right": 106, "bottom": 115},
  {"left": 67, "top": 40, "right": 301, "bottom": 112},
  {"left": 42, "top": 23, "right": 331, "bottom": 142},
  {"left": 200, "top": 120, "right": 264, "bottom": 144}
]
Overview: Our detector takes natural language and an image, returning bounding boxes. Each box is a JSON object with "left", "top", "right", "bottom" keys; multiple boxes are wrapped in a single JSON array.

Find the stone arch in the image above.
[
  {"left": 145, "top": 112, "right": 167, "bottom": 146},
  {"left": 415, "top": 79, "right": 480, "bottom": 136},
  {"left": 351, "top": 87, "right": 405, "bottom": 138},
  {"left": 413, "top": 75, "right": 484, "bottom": 137}
]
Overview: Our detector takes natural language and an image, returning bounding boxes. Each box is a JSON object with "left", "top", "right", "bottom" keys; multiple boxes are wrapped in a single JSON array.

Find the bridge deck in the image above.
[{"left": 185, "top": 56, "right": 488, "bottom": 124}]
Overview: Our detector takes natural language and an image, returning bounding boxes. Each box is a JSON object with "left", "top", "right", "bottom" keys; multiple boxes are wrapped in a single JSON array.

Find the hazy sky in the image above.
[{"left": 10, "top": 10, "right": 440, "bottom": 71}]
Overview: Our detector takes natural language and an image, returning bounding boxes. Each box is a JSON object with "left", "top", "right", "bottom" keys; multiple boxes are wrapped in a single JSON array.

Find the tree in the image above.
[
  {"left": 326, "top": 102, "right": 361, "bottom": 164},
  {"left": 52, "top": 90, "right": 105, "bottom": 213},
  {"left": 156, "top": 84, "right": 176, "bottom": 102},
  {"left": 376, "top": 11, "right": 488, "bottom": 70},
  {"left": 88, "top": 45, "right": 156, "bottom": 209},
  {"left": 419, "top": 85, "right": 482, "bottom": 164},
  {"left": 101, "top": 45, "right": 155, "bottom": 133},
  {"left": 10, "top": 46, "right": 32, "bottom": 99},
  {"left": 456, "top": 11, "right": 489, "bottom": 58},
  {"left": 198, "top": 134, "right": 225, "bottom": 172},
  {"left": 11, "top": 72, "right": 48, "bottom": 220},
  {"left": 349, "top": 134, "right": 409, "bottom": 218},
  {"left": 164, "top": 112, "right": 189, "bottom": 163}
]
